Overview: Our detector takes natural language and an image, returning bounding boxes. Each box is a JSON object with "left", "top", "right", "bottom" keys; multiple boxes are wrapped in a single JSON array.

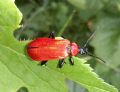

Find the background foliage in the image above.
[{"left": 0, "top": 0, "right": 120, "bottom": 92}]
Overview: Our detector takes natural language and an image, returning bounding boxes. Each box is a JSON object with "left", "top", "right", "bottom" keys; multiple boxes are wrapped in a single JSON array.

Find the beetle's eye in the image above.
[
  {"left": 80, "top": 48, "right": 85, "bottom": 55},
  {"left": 79, "top": 48, "right": 88, "bottom": 55}
]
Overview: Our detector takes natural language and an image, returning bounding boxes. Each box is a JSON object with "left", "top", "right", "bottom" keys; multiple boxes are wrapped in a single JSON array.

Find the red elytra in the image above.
[{"left": 27, "top": 38, "right": 79, "bottom": 61}]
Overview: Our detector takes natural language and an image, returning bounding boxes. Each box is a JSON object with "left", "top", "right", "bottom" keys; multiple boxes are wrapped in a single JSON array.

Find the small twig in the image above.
[
  {"left": 104, "top": 63, "right": 120, "bottom": 73},
  {"left": 83, "top": 31, "right": 95, "bottom": 47},
  {"left": 29, "top": 0, "right": 39, "bottom": 7},
  {"left": 57, "top": 10, "right": 76, "bottom": 36}
]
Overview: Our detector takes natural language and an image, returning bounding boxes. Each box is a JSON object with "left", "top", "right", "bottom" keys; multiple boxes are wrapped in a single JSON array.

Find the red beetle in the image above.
[{"left": 27, "top": 32, "right": 104, "bottom": 68}]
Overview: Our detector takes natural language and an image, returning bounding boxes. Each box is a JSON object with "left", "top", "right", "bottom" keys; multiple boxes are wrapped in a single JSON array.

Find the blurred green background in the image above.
[{"left": 15, "top": 0, "right": 120, "bottom": 92}]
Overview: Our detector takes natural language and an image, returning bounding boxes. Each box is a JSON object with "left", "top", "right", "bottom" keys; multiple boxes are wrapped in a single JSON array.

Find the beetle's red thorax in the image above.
[
  {"left": 71, "top": 43, "right": 79, "bottom": 56},
  {"left": 27, "top": 38, "right": 70, "bottom": 61}
]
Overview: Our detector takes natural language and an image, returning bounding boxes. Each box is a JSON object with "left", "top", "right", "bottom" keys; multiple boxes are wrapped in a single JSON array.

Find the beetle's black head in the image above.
[
  {"left": 79, "top": 47, "right": 88, "bottom": 55},
  {"left": 79, "top": 47, "right": 106, "bottom": 63}
]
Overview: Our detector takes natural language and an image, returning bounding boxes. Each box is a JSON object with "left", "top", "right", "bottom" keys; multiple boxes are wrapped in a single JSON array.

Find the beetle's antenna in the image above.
[
  {"left": 83, "top": 31, "right": 95, "bottom": 48},
  {"left": 87, "top": 52, "right": 106, "bottom": 63},
  {"left": 79, "top": 30, "right": 106, "bottom": 63},
  {"left": 79, "top": 47, "right": 106, "bottom": 63}
]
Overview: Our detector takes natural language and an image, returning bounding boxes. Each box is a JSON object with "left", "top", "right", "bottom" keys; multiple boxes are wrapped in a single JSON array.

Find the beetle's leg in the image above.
[
  {"left": 49, "top": 31, "right": 55, "bottom": 39},
  {"left": 61, "top": 35, "right": 65, "bottom": 38},
  {"left": 57, "top": 59, "right": 65, "bottom": 68},
  {"left": 69, "top": 56, "right": 74, "bottom": 65},
  {"left": 40, "top": 61, "right": 48, "bottom": 66}
]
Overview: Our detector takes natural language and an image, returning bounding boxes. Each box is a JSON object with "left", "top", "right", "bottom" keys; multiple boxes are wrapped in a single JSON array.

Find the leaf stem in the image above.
[
  {"left": 57, "top": 10, "right": 76, "bottom": 36},
  {"left": 29, "top": 0, "right": 39, "bottom": 7}
]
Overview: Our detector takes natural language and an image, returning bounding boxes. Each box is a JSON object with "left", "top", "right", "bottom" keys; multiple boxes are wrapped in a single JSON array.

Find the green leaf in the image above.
[
  {"left": 91, "top": 15, "right": 120, "bottom": 91},
  {"left": 103, "top": 0, "right": 120, "bottom": 16},
  {"left": 68, "top": 0, "right": 103, "bottom": 10},
  {"left": 67, "top": 0, "right": 104, "bottom": 20},
  {"left": 0, "top": 0, "right": 25, "bottom": 54},
  {"left": 0, "top": 0, "right": 118, "bottom": 92},
  {"left": 91, "top": 16, "right": 120, "bottom": 67},
  {"left": 49, "top": 58, "right": 118, "bottom": 92},
  {"left": 110, "top": 70, "right": 120, "bottom": 91}
]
